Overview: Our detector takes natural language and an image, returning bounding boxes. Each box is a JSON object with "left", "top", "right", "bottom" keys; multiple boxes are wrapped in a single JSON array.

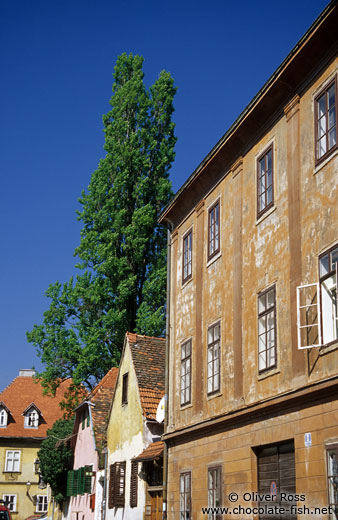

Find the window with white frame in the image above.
[
  {"left": 319, "top": 245, "right": 338, "bottom": 345},
  {"left": 297, "top": 245, "right": 338, "bottom": 349},
  {"left": 36, "top": 495, "right": 48, "bottom": 513},
  {"left": 5, "top": 451, "right": 21, "bottom": 472},
  {"left": 0, "top": 407, "right": 8, "bottom": 427},
  {"left": 207, "top": 322, "right": 220, "bottom": 395},
  {"left": 327, "top": 445, "right": 338, "bottom": 518},
  {"left": 258, "top": 286, "right": 277, "bottom": 372},
  {"left": 24, "top": 407, "right": 39, "bottom": 428},
  {"left": 2, "top": 494, "right": 16, "bottom": 512}
]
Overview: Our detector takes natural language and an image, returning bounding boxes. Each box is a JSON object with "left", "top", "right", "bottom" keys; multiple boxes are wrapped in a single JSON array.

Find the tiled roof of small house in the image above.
[
  {"left": 127, "top": 332, "right": 165, "bottom": 419},
  {"left": 134, "top": 440, "right": 164, "bottom": 461},
  {"left": 0, "top": 375, "right": 72, "bottom": 438},
  {"left": 90, "top": 367, "right": 118, "bottom": 449}
]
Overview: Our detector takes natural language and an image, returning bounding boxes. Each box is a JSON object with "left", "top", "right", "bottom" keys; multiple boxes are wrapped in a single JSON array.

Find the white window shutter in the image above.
[{"left": 296, "top": 283, "right": 322, "bottom": 349}]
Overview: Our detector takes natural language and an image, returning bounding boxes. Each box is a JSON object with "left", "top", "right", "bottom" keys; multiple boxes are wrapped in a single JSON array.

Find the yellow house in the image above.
[
  {"left": 0, "top": 369, "right": 71, "bottom": 519},
  {"left": 106, "top": 333, "right": 165, "bottom": 520}
]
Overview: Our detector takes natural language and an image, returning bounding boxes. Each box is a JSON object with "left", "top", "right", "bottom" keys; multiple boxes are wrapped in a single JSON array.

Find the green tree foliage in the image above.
[
  {"left": 38, "top": 419, "right": 74, "bottom": 503},
  {"left": 27, "top": 53, "right": 176, "bottom": 393}
]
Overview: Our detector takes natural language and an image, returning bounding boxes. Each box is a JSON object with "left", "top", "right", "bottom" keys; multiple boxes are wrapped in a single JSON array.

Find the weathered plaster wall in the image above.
[
  {"left": 168, "top": 58, "right": 338, "bottom": 434},
  {"left": 167, "top": 396, "right": 338, "bottom": 520},
  {"left": 106, "top": 342, "right": 147, "bottom": 520}
]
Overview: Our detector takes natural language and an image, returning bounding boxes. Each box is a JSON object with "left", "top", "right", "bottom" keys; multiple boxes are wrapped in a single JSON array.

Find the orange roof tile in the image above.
[
  {"left": 90, "top": 367, "right": 118, "bottom": 449},
  {"left": 0, "top": 376, "right": 72, "bottom": 438},
  {"left": 127, "top": 333, "right": 165, "bottom": 418},
  {"left": 134, "top": 441, "right": 164, "bottom": 461}
]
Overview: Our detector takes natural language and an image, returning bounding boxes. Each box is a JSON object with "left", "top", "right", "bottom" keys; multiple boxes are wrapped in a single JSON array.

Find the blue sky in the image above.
[{"left": 0, "top": 0, "right": 328, "bottom": 391}]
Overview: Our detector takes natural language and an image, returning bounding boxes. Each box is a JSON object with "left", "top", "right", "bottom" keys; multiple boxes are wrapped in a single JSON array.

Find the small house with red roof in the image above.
[
  {"left": 0, "top": 369, "right": 72, "bottom": 520},
  {"left": 105, "top": 333, "right": 165, "bottom": 520},
  {"left": 64, "top": 366, "right": 118, "bottom": 520}
]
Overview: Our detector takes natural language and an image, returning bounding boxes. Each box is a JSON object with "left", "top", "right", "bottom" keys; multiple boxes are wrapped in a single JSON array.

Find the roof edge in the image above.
[{"left": 159, "top": 0, "right": 337, "bottom": 224}]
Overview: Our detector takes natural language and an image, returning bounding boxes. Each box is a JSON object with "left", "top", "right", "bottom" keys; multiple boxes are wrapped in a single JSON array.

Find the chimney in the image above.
[{"left": 19, "top": 369, "right": 36, "bottom": 377}]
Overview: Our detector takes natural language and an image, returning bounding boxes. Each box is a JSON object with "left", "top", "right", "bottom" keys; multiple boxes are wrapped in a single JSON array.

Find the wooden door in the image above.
[
  {"left": 258, "top": 440, "right": 296, "bottom": 520},
  {"left": 150, "top": 491, "right": 163, "bottom": 520}
]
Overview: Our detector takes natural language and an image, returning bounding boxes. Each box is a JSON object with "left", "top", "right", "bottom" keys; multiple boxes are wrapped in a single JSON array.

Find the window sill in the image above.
[
  {"left": 258, "top": 367, "right": 280, "bottom": 381},
  {"left": 206, "top": 251, "right": 222, "bottom": 268},
  {"left": 256, "top": 205, "right": 276, "bottom": 226},
  {"left": 319, "top": 341, "right": 338, "bottom": 356},
  {"left": 180, "top": 403, "right": 193, "bottom": 411},
  {"left": 206, "top": 391, "right": 222, "bottom": 401},
  {"left": 314, "top": 147, "right": 338, "bottom": 175},
  {"left": 182, "top": 277, "right": 193, "bottom": 290}
]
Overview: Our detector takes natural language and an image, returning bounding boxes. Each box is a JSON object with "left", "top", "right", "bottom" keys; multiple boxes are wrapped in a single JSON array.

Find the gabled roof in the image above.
[
  {"left": 22, "top": 403, "right": 43, "bottom": 416},
  {"left": 0, "top": 376, "right": 72, "bottom": 438},
  {"left": 90, "top": 367, "right": 118, "bottom": 449},
  {"left": 0, "top": 402, "right": 10, "bottom": 414},
  {"left": 127, "top": 332, "right": 165, "bottom": 419}
]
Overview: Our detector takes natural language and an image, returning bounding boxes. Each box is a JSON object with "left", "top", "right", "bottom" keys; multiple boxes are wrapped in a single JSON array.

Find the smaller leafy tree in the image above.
[{"left": 38, "top": 419, "right": 74, "bottom": 503}]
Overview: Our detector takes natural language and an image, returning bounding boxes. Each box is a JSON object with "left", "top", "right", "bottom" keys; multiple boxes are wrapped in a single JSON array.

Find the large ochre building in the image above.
[{"left": 160, "top": 3, "right": 338, "bottom": 519}]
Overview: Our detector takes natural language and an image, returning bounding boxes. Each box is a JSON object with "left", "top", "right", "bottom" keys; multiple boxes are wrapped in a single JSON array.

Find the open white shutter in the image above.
[{"left": 296, "top": 283, "right": 322, "bottom": 349}]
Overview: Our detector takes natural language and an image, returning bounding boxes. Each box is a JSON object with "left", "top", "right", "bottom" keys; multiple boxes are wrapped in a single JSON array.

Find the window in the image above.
[
  {"left": 315, "top": 77, "right": 337, "bottom": 163},
  {"left": 257, "top": 145, "right": 274, "bottom": 218},
  {"left": 327, "top": 445, "right": 338, "bottom": 517},
  {"left": 0, "top": 407, "right": 7, "bottom": 427},
  {"left": 208, "top": 467, "right": 222, "bottom": 520},
  {"left": 130, "top": 460, "right": 138, "bottom": 508},
  {"left": 208, "top": 201, "right": 220, "bottom": 260},
  {"left": 258, "top": 286, "right": 276, "bottom": 372},
  {"left": 180, "top": 472, "right": 191, "bottom": 520},
  {"left": 81, "top": 408, "right": 90, "bottom": 429},
  {"left": 2, "top": 495, "right": 16, "bottom": 512},
  {"left": 180, "top": 340, "right": 191, "bottom": 406},
  {"left": 207, "top": 322, "right": 220, "bottom": 395},
  {"left": 5, "top": 450, "right": 20, "bottom": 472},
  {"left": 182, "top": 230, "right": 192, "bottom": 283},
  {"left": 24, "top": 407, "right": 39, "bottom": 428},
  {"left": 319, "top": 245, "right": 338, "bottom": 345},
  {"left": 66, "top": 466, "right": 92, "bottom": 497},
  {"left": 122, "top": 373, "right": 128, "bottom": 405},
  {"left": 108, "top": 462, "right": 126, "bottom": 508},
  {"left": 36, "top": 495, "right": 48, "bottom": 513}
]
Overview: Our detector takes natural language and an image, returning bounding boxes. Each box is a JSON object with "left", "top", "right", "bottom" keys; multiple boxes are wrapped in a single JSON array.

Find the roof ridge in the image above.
[
  {"left": 90, "top": 366, "right": 119, "bottom": 398},
  {"left": 126, "top": 331, "right": 165, "bottom": 343}
]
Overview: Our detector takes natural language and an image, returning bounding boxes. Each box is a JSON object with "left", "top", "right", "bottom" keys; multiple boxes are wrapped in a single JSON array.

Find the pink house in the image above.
[{"left": 64, "top": 367, "right": 118, "bottom": 520}]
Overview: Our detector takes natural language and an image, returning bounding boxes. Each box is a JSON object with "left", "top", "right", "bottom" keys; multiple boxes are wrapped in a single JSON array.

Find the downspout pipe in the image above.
[
  {"left": 101, "top": 447, "right": 108, "bottom": 520},
  {"left": 163, "top": 225, "right": 172, "bottom": 520}
]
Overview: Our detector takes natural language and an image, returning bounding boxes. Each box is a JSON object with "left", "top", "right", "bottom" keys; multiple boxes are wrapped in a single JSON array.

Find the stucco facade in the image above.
[
  {"left": 106, "top": 333, "right": 165, "bottom": 520},
  {"left": 0, "top": 370, "right": 71, "bottom": 520},
  {"left": 63, "top": 367, "right": 118, "bottom": 520},
  {"left": 160, "top": 3, "right": 338, "bottom": 520}
]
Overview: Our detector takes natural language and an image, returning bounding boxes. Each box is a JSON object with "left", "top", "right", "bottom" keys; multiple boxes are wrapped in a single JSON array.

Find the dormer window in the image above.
[
  {"left": 23, "top": 404, "right": 42, "bottom": 429},
  {"left": 0, "top": 408, "right": 8, "bottom": 427},
  {"left": 0, "top": 403, "right": 10, "bottom": 427}
]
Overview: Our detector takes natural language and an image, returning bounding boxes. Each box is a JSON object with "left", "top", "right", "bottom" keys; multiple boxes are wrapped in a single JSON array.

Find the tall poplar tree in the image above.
[{"left": 27, "top": 54, "right": 176, "bottom": 393}]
